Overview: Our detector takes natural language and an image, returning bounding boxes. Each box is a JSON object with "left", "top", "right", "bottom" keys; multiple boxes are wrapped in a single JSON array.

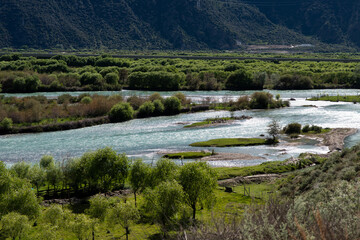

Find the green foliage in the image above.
[
  {"left": 10, "top": 161, "right": 30, "bottom": 179},
  {"left": 80, "top": 96, "right": 92, "bottom": 104},
  {"left": 129, "top": 71, "right": 184, "bottom": 90},
  {"left": 129, "top": 159, "right": 151, "bottom": 206},
  {"left": 225, "top": 69, "right": 262, "bottom": 90},
  {"left": 284, "top": 122, "right": 302, "bottom": 135},
  {"left": 153, "top": 99, "right": 165, "bottom": 115},
  {"left": 70, "top": 214, "right": 95, "bottom": 240},
  {"left": 178, "top": 162, "right": 217, "bottom": 219},
  {"left": 40, "top": 155, "right": 55, "bottom": 169},
  {"left": 274, "top": 74, "right": 314, "bottom": 90},
  {"left": 0, "top": 117, "right": 13, "bottom": 131},
  {"left": 0, "top": 212, "right": 31, "bottom": 240},
  {"left": 151, "top": 158, "right": 179, "bottom": 187},
  {"left": 42, "top": 205, "right": 64, "bottom": 226},
  {"left": 108, "top": 102, "right": 134, "bottom": 123},
  {"left": 267, "top": 119, "right": 281, "bottom": 141},
  {"left": 107, "top": 201, "right": 140, "bottom": 240},
  {"left": 86, "top": 195, "right": 111, "bottom": 222},
  {"left": 164, "top": 96, "right": 181, "bottom": 115},
  {"left": 80, "top": 72, "right": 104, "bottom": 86},
  {"left": 143, "top": 180, "right": 184, "bottom": 232},
  {"left": 104, "top": 72, "right": 119, "bottom": 85},
  {"left": 138, "top": 101, "right": 155, "bottom": 118}
]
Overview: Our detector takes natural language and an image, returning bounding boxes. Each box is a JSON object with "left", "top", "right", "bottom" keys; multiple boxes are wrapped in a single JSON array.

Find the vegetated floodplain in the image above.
[
  {"left": 308, "top": 94, "right": 360, "bottom": 102},
  {"left": 0, "top": 53, "right": 360, "bottom": 94},
  {"left": 163, "top": 151, "right": 212, "bottom": 159},
  {"left": 190, "top": 138, "right": 269, "bottom": 147}
]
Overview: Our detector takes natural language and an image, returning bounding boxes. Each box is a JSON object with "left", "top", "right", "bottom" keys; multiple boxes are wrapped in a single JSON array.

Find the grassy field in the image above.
[
  {"left": 308, "top": 95, "right": 360, "bottom": 102},
  {"left": 190, "top": 138, "right": 268, "bottom": 147},
  {"left": 163, "top": 151, "right": 212, "bottom": 159}
]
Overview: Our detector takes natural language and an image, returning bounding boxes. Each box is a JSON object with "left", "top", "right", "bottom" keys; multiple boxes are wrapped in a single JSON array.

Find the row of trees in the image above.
[
  {"left": 0, "top": 148, "right": 218, "bottom": 239},
  {"left": 2, "top": 54, "right": 359, "bottom": 93}
]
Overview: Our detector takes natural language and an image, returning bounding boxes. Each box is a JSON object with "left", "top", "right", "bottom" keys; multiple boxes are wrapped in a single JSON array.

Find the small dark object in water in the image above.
[
  {"left": 260, "top": 134, "right": 265, "bottom": 137},
  {"left": 290, "top": 98, "right": 296, "bottom": 101}
]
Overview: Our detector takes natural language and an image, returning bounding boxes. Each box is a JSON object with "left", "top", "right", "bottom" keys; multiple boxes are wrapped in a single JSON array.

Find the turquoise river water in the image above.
[{"left": 1, "top": 89, "right": 360, "bottom": 167}]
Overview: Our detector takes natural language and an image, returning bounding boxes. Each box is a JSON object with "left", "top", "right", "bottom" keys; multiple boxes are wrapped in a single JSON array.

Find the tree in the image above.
[
  {"left": 10, "top": 161, "right": 31, "bottom": 179},
  {"left": 28, "top": 165, "right": 45, "bottom": 195},
  {"left": 164, "top": 96, "right": 181, "bottom": 115},
  {"left": 143, "top": 180, "right": 184, "bottom": 234},
  {"left": 151, "top": 158, "right": 179, "bottom": 187},
  {"left": 108, "top": 102, "right": 134, "bottom": 123},
  {"left": 178, "top": 162, "right": 217, "bottom": 220},
  {"left": 0, "top": 117, "right": 13, "bottom": 131},
  {"left": 107, "top": 202, "right": 139, "bottom": 240},
  {"left": 226, "top": 69, "right": 261, "bottom": 90},
  {"left": 267, "top": 119, "right": 281, "bottom": 142},
  {"left": 0, "top": 212, "right": 31, "bottom": 240},
  {"left": 129, "top": 159, "right": 150, "bottom": 207},
  {"left": 42, "top": 204, "right": 64, "bottom": 226},
  {"left": 40, "top": 155, "right": 55, "bottom": 169},
  {"left": 70, "top": 214, "right": 95, "bottom": 240},
  {"left": 138, "top": 101, "right": 155, "bottom": 118},
  {"left": 104, "top": 72, "right": 119, "bottom": 85},
  {"left": 153, "top": 99, "right": 165, "bottom": 116},
  {"left": 86, "top": 195, "right": 110, "bottom": 222}
]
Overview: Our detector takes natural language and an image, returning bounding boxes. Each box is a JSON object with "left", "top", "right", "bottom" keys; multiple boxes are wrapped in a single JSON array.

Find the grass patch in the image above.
[
  {"left": 190, "top": 138, "right": 268, "bottom": 147},
  {"left": 184, "top": 117, "right": 234, "bottom": 128},
  {"left": 308, "top": 95, "right": 360, "bottom": 103},
  {"left": 163, "top": 151, "right": 212, "bottom": 159}
]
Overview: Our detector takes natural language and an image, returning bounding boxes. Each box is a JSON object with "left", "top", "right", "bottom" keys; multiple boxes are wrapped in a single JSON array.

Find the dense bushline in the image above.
[{"left": 0, "top": 54, "right": 360, "bottom": 93}]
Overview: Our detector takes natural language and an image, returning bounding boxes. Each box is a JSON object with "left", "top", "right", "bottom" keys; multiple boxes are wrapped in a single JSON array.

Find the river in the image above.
[{"left": 1, "top": 89, "right": 360, "bottom": 167}]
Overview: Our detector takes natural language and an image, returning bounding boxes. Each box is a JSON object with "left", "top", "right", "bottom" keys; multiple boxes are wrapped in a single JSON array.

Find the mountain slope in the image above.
[{"left": 0, "top": 0, "right": 358, "bottom": 50}]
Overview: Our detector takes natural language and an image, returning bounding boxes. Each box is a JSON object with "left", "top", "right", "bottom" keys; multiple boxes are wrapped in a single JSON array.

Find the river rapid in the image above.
[{"left": 1, "top": 89, "right": 360, "bottom": 167}]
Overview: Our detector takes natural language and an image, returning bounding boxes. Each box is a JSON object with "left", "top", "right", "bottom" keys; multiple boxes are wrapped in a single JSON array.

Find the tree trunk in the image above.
[
  {"left": 134, "top": 192, "right": 137, "bottom": 207},
  {"left": 192, "top": 204, "right": 196, "bottom": 220},
  {"left": 125, "top": 227, "right": 129, "bottom": 240}
]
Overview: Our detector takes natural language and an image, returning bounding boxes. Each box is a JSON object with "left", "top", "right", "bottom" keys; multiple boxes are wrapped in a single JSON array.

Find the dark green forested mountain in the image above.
[{"left": 0, "top": 0, "right": 359, "bottom": 50}]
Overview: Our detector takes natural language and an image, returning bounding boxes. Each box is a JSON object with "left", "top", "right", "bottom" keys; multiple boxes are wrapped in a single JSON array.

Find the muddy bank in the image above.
[{"left": 320, "top": 128, "right": 358, "bottom": 152}]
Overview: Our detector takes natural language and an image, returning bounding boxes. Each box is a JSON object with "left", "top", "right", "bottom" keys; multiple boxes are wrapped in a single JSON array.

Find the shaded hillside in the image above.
[
  {"left": 255, "top": 0, "right": 360, "bottom": 47},
  {"left": 0, "top": 0, "right": 358, "bottom": 49}
]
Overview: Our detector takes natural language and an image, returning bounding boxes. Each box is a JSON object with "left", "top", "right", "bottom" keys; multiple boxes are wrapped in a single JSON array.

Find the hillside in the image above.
[{"left": 0, "top": 0, "right": 359, "bottom": 50}]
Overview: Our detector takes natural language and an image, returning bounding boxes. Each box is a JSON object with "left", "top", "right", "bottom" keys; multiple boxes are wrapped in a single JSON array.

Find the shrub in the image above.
[
  {"left": 0, "top": 117, "right": 13, "bottom": 131},
  {"left": 164, "top": 96, "right": 181, "bottom": 115},
  {"left": 274, "top": 74, "right": 314, "bottom": 90},
  {"left": 138, "top": 101, "right": 155, "bottom": 118},
  {"left": 108, "top": 102, "right": 134, "bottom": 123},
  {"left": 153, "top": 99, "right": 165, "bottom": 115},
  {"left": 284, "top": 123, "right": 302, "bottom": 134},
  {"left": 226, "top": 69, "right": 262, "bottom": 90},
  {"left": 80, "top": 72, "right": 104, "bottom": 86},
  {"left": 80, "top": 96, "right": 92, "bottom": 104},
  {"left": 104, "top": 72, "right": 119, "bottom": 85},
  {"left": 250, "top": 92, "right": 273, "bottom": 109}
]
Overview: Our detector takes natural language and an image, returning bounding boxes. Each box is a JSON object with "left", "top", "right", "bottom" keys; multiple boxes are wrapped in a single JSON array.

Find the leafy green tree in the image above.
[
  {"left": 70, "top": 214, "right": 95, "bottom": 240},
  {"left": 42, "top": 204, "right": 64, "bottom": 226},
  {"left": 86, "top": 195, "right": 110, "bottom": 222},
  {"left": 63, "top": 158, "right": 83, "bottom": 191},
  {"left": 226, "top": 69, "right": 260, "bottom": 90},
  {"left": 107, "top": 202, "right": 140, "bottom": 240},
  {"left": 153, "top": 99, "right": 165, "bottom": 115},
  {"left": 138, "top": 101, "right": 155, "bottom": 118},
  {"left": 0, "top": 117, "right": 13, "bottom": 131},
  {"left": 10, "top": 161, "right": 30, "bottom": 179},
  {"left": 0, "top": 171, "right": 40, "bottom": 219},
  {"left": 108, "top": 102, "right": 134, "bottom": 123},
  {"left": 129, "top": 159, "right": 151, "bottom": 207},
  {"left": 267, "top": 119, "right": 281, "bottom": 142},
  {"left": 250, "top": 92, "right": 273, "bottom": 109},
  {"left": 164, "top": 96, "right": 181, "bottom": 115},
  {"left": 143, "top": 180, "right": 184, "bottom": 233},
  {"left": 151, "top": 158, "right": 179, "bottom": 187},
  {"left": 178, "top": 162, "right": 217, "bottom": 220},
  {"left": 80, "top": 96, "right": 92, "bottom": 104},
  {"left": 0, "top": 212, "right": 31, "bottom": 240},
  {"left": 39, "top": 155, "right": 55, "bottom": 169},
  {"left": 46, "top": 164, "right": 63, "bottom": 193},
  {"left": 104, "top": 72, "right": 120, "bottom": 85}
]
